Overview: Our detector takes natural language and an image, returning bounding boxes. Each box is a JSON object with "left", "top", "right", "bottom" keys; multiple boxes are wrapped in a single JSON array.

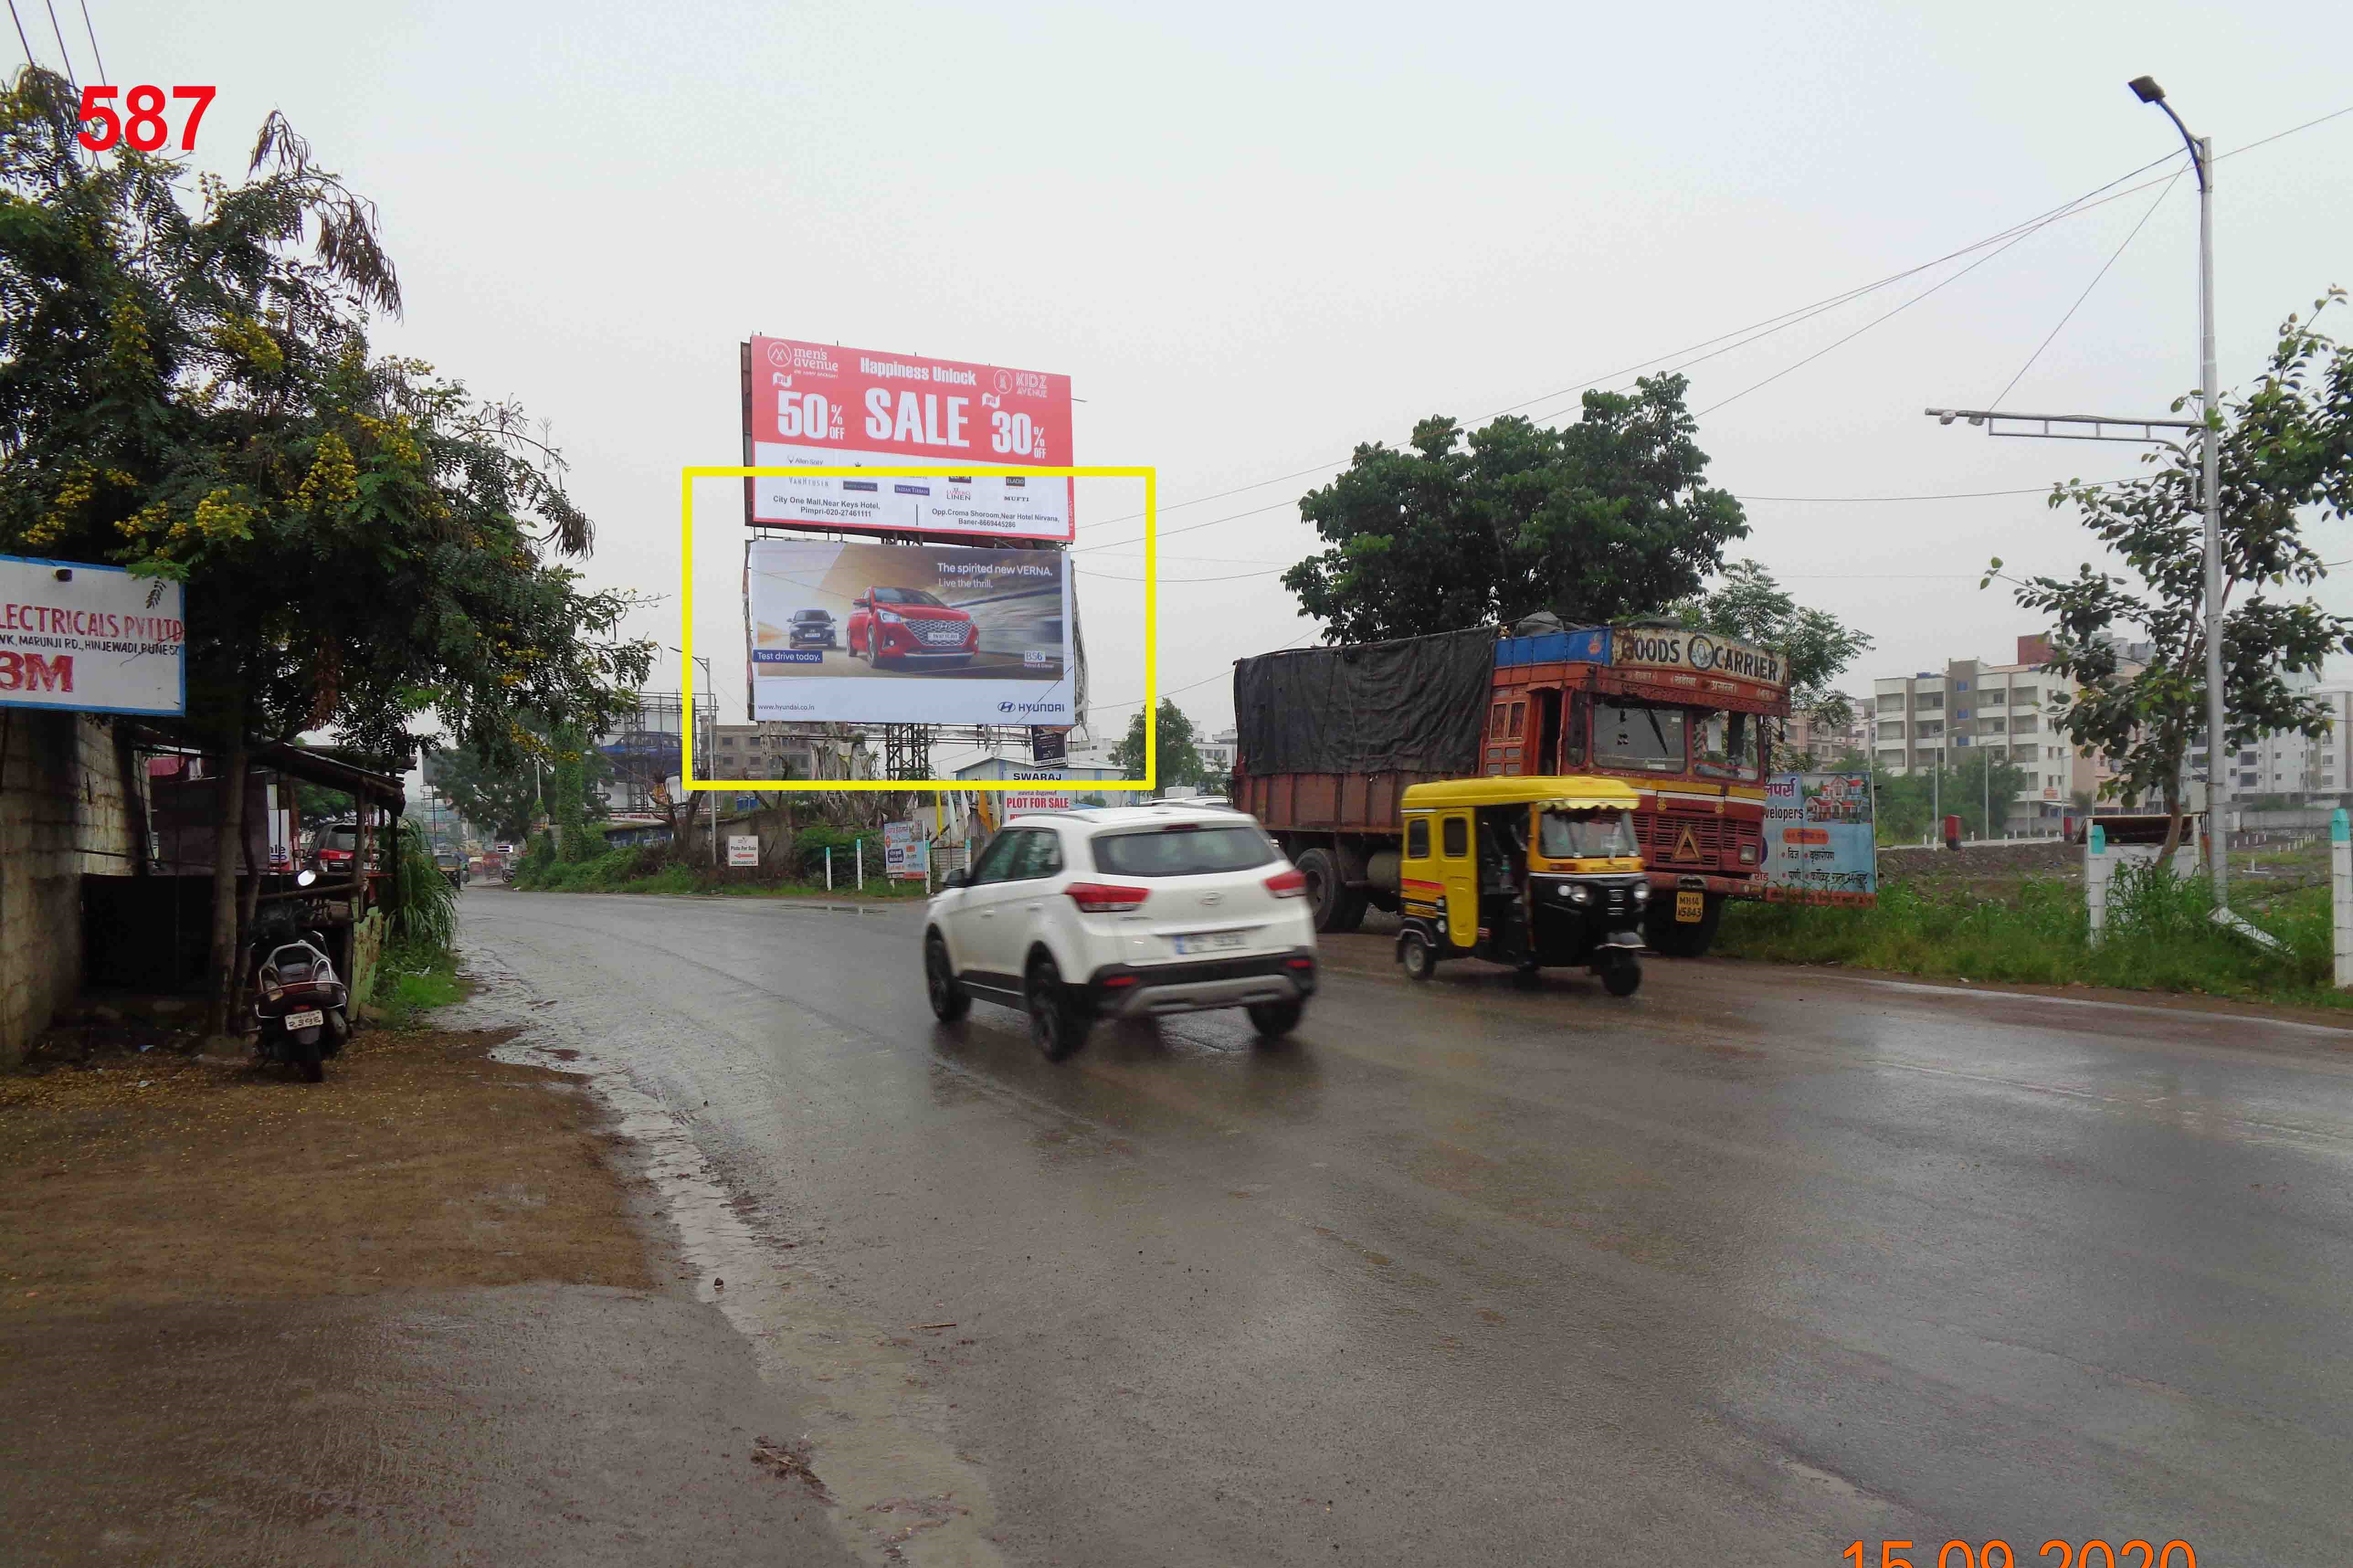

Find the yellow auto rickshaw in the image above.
[{"left": 1394, "top": 776, "right": 1649, "bottom": 996}]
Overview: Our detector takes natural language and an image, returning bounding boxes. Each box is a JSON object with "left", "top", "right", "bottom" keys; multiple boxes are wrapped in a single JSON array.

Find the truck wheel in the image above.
[
  {"left": 1295, "top": 848, "right": 1349, "bottom": 932},
  {"left": 1644, "top": 892, "right": 1723, "bottom": 957}
]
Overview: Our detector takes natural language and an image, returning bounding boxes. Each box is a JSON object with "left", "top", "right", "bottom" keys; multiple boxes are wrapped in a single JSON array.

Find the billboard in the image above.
[
  {"left": 746, "top": 539, "right": 1074, "bottom": 725},
  {"left": 1762, "top": 771, "right": 1877, "bottom": 905},
  {"left": 0, "top": 555, "right": 185, "bottom": 716},
  {"left": 745, "top": 337, "right": 1074, "bottom": 542}
]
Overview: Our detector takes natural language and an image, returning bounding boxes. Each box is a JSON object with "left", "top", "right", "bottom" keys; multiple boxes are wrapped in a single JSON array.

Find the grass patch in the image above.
[
  {"left": 372, "top": 940, "right": 468, "bottom": 1029},
  {"left": 512, "top": 844, "right": 930, "bottom": 899},
  {"left": 1717, "top": 866, "right": 2347, "bottom": 1010}
]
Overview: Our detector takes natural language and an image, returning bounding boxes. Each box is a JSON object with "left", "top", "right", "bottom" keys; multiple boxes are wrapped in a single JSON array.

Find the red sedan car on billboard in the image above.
[{"left": 848, "top": 586, "right": 978, "bottom": 669}]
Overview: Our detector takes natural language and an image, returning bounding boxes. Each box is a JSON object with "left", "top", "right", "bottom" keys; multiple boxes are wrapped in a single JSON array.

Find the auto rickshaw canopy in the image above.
[{"left": 1399, "top": 775, "right": 1643, "bottom": 813}]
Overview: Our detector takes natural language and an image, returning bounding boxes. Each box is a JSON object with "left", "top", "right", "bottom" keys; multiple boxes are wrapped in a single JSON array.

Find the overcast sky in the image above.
[{"left": 72, "top": 0, "right": 2353, "bottom": 748}]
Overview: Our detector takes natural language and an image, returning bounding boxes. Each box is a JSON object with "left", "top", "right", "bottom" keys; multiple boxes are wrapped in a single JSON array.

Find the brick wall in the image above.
[{"left": 0, "top": 712, "right": 139, "bottom": 1064}]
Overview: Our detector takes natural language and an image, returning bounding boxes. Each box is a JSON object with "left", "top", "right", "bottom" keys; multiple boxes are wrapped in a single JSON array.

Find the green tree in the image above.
[
  {"left": 1669, "top": 559, "right": 1874, "bottom": 761},
  {"left": 426, "top": 713, "right": 610, "bottom": 843},
  {"left": 1110, "top": 699, "right": 1205, "bottom": 787},
  {"left": 1989, "top": 289, "right": 2353, "bottom": 857},
  {"left": 1282, "top": 375, "right": 1749, "bottom": 643},
  {"left": 0, "top": 74, "right": 650, "bottom": 1030}
]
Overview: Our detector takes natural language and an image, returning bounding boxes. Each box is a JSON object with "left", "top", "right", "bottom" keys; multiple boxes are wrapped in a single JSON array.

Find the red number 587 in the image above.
[{"left": 77, "top": 85, "right": 216, "bottom": 153}]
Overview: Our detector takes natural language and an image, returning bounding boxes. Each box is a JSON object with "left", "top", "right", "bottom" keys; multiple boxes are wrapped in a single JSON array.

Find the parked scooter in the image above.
[{"left": 249, "top": 871, "right": 350, "bottom": 1083}]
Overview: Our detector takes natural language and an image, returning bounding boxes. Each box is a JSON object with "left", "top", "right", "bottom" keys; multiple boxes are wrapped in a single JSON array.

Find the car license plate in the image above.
[
  {"left": 1674, "top": 892, "right": 1704, "bottom": 923},
  {"left": 284, "top": 1008, "right": 325, "bottom": 1030},
  {"left": 1174, "top": 930, "right": 1247, "bottom": 955}
]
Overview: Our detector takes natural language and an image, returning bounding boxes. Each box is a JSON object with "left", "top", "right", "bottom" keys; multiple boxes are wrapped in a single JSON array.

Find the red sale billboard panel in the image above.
[{"left": 744, "top": 336, "right": 1075, "bottom": 542}]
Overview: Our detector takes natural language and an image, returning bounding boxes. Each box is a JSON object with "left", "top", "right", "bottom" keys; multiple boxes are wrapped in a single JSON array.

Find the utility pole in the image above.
[{"left": 1928, "top": 77, "right": 2226, "bottom": 903}]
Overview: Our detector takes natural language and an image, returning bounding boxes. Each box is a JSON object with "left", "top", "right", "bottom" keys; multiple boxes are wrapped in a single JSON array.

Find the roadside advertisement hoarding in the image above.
[
  {"left": 744, "top": 337, "right": 1074, "bottom": 542},
  {"left": 0, "top": 556, "right": 186, "bottom": 716},
  {"left": 746, "top": 538, "right": 1074, "bottom": 726},
  {"left": 882, "top": 820, "right": 925, "bottom": 880},
  {"left": 726, "top": 834, "right": 760, "bottom": 867},
  {"left": 1762, "top": 771, "right": 1877, "bottom": 905}
]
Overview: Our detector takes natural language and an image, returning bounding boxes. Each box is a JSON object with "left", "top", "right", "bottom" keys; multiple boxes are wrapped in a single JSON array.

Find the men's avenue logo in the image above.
[{"left": 1613, "top": 628, "right": 1785, "bottom": 688}]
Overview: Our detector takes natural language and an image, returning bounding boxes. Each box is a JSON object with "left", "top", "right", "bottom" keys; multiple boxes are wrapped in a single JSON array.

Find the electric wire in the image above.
[
  {"left": 1073, "top": 148, "right": 2189, "bottom": 548},
  {"left": 1072, "top": 99, "right": 2351, "bottom": 558},
  {"left": 1986, "top": 163, "right": 2189, "bottom": 411},
  {"left": 37, "top": 0, "right": 70, "bottom": 88},
  {"left": 7, "top": 0, "right": 37, "bottom": 71},
  {"left": 73, "top": 0, "right": 99, "bottom": 83}
]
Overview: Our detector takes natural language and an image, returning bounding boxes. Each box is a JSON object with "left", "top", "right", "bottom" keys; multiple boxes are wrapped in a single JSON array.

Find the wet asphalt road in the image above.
[{"left": 465, "top": 888, "right": 2353, "bottom": 1567}]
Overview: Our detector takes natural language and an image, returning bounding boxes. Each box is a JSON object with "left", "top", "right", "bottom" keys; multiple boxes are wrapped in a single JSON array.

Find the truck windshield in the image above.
[
  {"left": 1591, "top": 702, "right": 1685, "bottom": 772},
  {"left": 1092, "top": 824, "right": 1277, "bottom": 877},
  {"left": 1538, "top": 809, "right": 1637, "bottom": 859},
  {"left": 1694, "top": 710, "right": 1763, "bottom": 780}
]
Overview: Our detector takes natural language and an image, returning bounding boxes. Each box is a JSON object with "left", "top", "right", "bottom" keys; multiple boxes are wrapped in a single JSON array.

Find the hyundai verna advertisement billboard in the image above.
[{"left": 745, "top": 538, "right": 1075, "bottom": 725}]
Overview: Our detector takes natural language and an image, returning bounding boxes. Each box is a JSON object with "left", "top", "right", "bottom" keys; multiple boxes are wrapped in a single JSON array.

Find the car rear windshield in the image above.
[
  {"left": 1091, "top": 824, "right": 1277, "bottom": 877},
  {"left": 322, "top": 829, "right": 358, "bottom": 850}
]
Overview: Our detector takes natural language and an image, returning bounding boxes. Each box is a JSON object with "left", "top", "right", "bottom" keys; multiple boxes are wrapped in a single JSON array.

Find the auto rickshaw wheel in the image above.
[
  {"left": 1602, "top": 953, "right": 1642, "bottom": 997},
  {"left": 1398, "top": 929, "right": 1436, "bottom": 982},
  {"left": 1510, "top": 962, "right": 1541, "bottom": 990}
]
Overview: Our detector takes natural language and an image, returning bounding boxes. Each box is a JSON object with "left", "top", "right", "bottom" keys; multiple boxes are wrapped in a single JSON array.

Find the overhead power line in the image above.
[
  {"left": 7, "top": 1, "right": 38, "bottom": 70},
  {"left": 1068, "top": 98, "right": 2351, "bottom": 559},
  {"left": 38, "top": 0, "right": 72, "bottom": 87},
  {"left": 74, "top": 0, "right": 101, "bottom": 83},
  {"left": 1985, "top": 164, "right": 2190, "bottom": 410}
]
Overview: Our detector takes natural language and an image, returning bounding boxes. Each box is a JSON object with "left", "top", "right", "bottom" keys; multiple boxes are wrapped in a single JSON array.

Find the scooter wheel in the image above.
[{"left": 293, "top": 1036, "right": 325, "bottom": 1082}]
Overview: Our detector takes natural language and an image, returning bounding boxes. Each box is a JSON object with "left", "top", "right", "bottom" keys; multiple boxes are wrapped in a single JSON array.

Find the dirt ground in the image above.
[
  {"left": 0, "top": 1023, "right": 860, "bottom": 1568},
  {"left": 0, "top": 1025, "right": 653, "bottom": 1314}
]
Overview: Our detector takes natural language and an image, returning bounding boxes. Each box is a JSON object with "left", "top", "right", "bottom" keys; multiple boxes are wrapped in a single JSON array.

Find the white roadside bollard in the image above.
[
  {"left": 825, "top": 844, "right": 833, "bottom": 891},
  {"left": 2085, "top": 824, "right": 2110, "bottom": 947},
  {"left": 2334, "top": 808, "right": 2352, "bottom": 990},
  {"left": 857, "top": 837, "right": 865, "bottom": 890}
]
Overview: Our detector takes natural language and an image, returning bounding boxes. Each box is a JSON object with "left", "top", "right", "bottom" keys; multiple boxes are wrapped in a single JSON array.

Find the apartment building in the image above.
[
  {"left": 1873, "top": 636, "right": 2107, "bottom": 833},
  {"left": 707, "top": 723, "right": 822, "bottom": 781},
  {"left": 1788, "top": 697, "right": 1869, "bottom": 766},
  {"left": 2189, "top": 677, "right": 2353, "bottom": 803},
  {"left": 1198, "top": 728, "right": 1239, "bottom": 779}
]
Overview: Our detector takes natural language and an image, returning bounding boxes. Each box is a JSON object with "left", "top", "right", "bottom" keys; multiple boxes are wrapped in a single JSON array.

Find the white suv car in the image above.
[{"left": 922, "top": 806, "right": 1319, "bottom": 1060}]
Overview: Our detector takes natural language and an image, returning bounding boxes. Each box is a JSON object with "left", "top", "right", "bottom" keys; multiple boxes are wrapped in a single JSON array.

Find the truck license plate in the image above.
[
  {"left": 1174, "top": 930, "right": 1247, "bottom": 955},
  {"left": 1674, "top": 892, "right": 1704, "bottom": 923},
  {"left": 284, "top": 1009, "right": 325, "bottom": 1030}
]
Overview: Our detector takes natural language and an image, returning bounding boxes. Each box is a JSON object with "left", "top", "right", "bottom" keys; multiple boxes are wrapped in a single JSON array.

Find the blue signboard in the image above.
[{"left": 1762, "top": 771, "right": 1877, "bottom": 905}]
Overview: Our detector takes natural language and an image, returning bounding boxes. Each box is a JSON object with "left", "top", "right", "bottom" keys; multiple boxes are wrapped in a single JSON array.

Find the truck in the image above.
[{"left": 1231, "top": 620, "right": 1791, "bottom": 956}]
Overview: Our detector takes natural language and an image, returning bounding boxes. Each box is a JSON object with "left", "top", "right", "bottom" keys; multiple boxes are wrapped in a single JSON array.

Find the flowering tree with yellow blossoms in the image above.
[{"left": 0, "top": 69, "right": 650, "bottom": 1030}]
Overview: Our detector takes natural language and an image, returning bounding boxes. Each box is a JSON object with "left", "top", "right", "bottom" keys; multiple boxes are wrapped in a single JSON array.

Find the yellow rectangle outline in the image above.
[{"left": 679, "top": 465, "right": 1155, "bottom": 792}]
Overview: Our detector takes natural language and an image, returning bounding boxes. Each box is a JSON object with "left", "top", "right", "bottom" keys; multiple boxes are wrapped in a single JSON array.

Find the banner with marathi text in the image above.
[{"left": 1762, "top": 771, "right": 1877, "bottom": 906}]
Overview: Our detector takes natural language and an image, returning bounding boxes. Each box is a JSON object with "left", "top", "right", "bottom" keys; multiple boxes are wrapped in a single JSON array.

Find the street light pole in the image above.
[{"left": 2132, "top": 74, "right": 2229, "bottom": 910}]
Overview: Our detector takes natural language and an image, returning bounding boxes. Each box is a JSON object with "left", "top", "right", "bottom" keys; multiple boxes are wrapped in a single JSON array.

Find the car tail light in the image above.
[
  {"left": 1066, "top": 882, "right": 1150, "bottom": 913},
  {"left": 1102, "top": 974, "right": 1139, "bottom": 988},
  {"left": 1265, "top": 868, "right": 1308, "bottom": 898},
  {"left": 1284, "top": 956, "right": 1314, "bottom": 971}
]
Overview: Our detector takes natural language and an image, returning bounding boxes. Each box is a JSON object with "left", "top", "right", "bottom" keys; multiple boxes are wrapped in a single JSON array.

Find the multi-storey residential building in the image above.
[
  {"left": 1873, "top": 637, "right": 2109, "bottom": 833},
  {"left": 1197, "top": 728, "right": 1239, "bottom": 780},
  {"left": 2189, "top": 676, "right": 2353, "bottom": 804},
  {"left": 1788, "top": 697, "right": 1869, "bottom": 766},
  {"left": 707, "top": 723, "right": 822, "bottom": 782}
]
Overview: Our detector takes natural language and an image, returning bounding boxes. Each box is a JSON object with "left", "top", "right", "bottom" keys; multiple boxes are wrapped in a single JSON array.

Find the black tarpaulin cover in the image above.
[{"left": 1232, "top": 628, "right": 1496, "bottom": 777}]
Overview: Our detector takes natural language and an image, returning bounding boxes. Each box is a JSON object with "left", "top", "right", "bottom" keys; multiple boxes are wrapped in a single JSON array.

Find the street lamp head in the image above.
[{"left": 2127, "top": 75, "right": 2165, "bottom": 104}]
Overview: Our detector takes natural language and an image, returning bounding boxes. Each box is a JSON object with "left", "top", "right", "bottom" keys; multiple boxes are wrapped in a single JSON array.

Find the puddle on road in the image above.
[{"left": 449, "top": 954, "right": 1006, "bottom": 1568}]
